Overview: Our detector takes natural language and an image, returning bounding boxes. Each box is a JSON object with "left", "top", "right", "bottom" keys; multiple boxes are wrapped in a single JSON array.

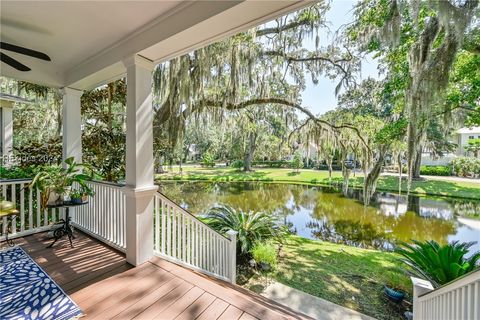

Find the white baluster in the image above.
[
  {"left": 161, "top": 199, "right": 166, "bottom": 254},
  {"left": 28, "top": 188, "right": 33, "bottom": 230},
  {"left": 154, "top": 195, "right": 159, "bottom": 252},
  {"left": 11, "top": 184, "right": 16, "bottom": 234},
  {"left": 20, "top": 183, "right": 25, "bottom": 232}
]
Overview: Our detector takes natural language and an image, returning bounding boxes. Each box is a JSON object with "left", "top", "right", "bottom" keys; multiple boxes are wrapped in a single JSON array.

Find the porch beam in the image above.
[
  {"left": 62, "top": 87, "right": 83, "bottom": 164},
  {"left": 123, "top": 54, "right": 158, "bottom": 266}
]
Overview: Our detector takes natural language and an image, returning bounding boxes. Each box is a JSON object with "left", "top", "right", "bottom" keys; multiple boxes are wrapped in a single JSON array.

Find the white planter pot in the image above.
[
  {"left": 47, "top": 191, "right": 60, "bottom": 205},
  {"left": 62, "top": 186, "right": 72, "bottom": 202}
]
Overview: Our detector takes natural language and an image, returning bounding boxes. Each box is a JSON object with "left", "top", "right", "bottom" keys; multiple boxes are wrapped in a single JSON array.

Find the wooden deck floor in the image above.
[{"left": 10, "top": 231, "right": 311, "bottom": 320}]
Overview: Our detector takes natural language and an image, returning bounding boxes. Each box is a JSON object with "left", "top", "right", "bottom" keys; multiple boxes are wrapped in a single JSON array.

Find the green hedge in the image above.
[
  {"left": 317, "top": 164, "right": 342, "bottom": 171},
  {"left": 420, "top": 165, "right": 452, "bottom": 176},
  {"left": 251, "top": 160, "right": 291, "bottom": 168},
  {"left": 401, "top": 165, "right": 452, "bottom": 176}
]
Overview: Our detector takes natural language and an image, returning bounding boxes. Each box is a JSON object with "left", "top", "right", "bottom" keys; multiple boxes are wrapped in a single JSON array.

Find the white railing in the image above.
[
  {"left": 71, "top": 181, "right": 126, "bottom": 252},
  {"left": 412, "top": 270, "right": 480, "bottom": 320},
  {"left": 153, "top": 192, "right": 237, "bottom": 283},
  {"left": 0, "top": 179, "right": 63, "bottom": 241},
  {"left": 1, "top": 178, "right": 236, "bottom": 283}
]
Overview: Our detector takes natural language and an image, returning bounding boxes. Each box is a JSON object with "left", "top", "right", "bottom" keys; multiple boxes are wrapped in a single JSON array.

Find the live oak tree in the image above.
[
  {"left": 349, "top": 0, "right": 480, "bottom": 187},
  {"left": 151, "top": 2, "right": 362, "bottom": 171}
]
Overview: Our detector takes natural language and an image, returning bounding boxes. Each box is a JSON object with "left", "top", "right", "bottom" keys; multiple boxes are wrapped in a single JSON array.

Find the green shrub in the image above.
[
  {"left": 200, "top": 152, "right": 215, "bottom": 167},
  {"left": 206, "top": 205, "right": 284, "bottom": 256},
  {"left": 251, "top": 160, "right": 290, "bottom": 168},
  {"left": 451, "top": 157, "right": 480, "bottom": 177},
  {"left": 465, "top": 138, "right": 480, "bottom": 157},
  {"left": 251, "top": 242, "right": 277, "bottom": 267},
  {"left": 0, "top": 165, "right": 39, "bottom": 179},
  {"left": 396, "top": 240, "right": 480, "bottom": 287},
  {"left": 230, "top": 160, "right": 244, "bottom": 170},
  {"left": 419, "top": 165, "right": 452, "bottom": 176},
  {"left": 290, "top": 152, "right": 303, "bottom": 172}
]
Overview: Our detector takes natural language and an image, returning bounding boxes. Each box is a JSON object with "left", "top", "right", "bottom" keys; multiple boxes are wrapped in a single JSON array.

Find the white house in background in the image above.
[
  {"left": 453, "top": 126, "right": 480, "bottom": 156},
  {"left": 421, "top": 126, "right": 480, "bottom": 165}
]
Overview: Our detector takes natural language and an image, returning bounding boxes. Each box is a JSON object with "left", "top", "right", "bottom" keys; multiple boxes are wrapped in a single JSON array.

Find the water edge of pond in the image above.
[{"left": 160, "top": 181, "right": 480, "bottom": 253}]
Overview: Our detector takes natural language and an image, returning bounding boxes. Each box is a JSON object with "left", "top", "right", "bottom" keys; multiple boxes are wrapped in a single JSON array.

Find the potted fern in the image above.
[{"left": 29, "top": 157, "right": 93, "bottom": 209}]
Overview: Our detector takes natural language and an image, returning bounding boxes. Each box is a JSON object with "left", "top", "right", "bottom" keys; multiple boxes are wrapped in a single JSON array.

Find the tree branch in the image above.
[
  {"left": 263, "top": 50, "right": 350, "bottom": 76},
  {"left": 287, "top": 118, "right": 311, "bottom": 145},
  {"left": 256, "top": 20, "right": 312, "bottom": 37},
  {"left": 156, "top": 97, "right": 372, "bottom": 153}
]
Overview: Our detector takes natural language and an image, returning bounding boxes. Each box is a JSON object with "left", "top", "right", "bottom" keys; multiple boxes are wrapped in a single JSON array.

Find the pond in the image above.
[{"left": 160, "top": 181, "right": 480, "bottom": 252}]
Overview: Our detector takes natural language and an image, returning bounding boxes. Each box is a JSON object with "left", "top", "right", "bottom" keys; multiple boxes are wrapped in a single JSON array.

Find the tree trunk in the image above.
[
  {"left": 412, "top": 148, "right": 422, "bottom": 179},
  {"left": 243, "top": 131, "right": 257, "bottom": 171},
  {"left": 327, "top": 157, "right": 333, "bottom": 182},
  {"left": 363, "top": 147, "right": 387, "bottom": 205},
  {"left": 341, "top": 150, "right": 350, "bottom": 196},
  {"left": 397, "top": 152, "right": 403, "bottom": 194},
  {"left": 342, "top": 165, "right": 350, "bottom": 196},
  {"left": 157, "top": 156, "right": 165, "bottom": 173}
]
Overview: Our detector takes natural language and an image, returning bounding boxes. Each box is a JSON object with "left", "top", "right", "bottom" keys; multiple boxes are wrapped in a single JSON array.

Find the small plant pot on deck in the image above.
[
  {"left": 258, "top": 262, "right": 272, "bottom": 272},
  {"left": 384, "top": 285, "right": 406, "bottom": 303},
  {"left": 70, "top": 197, "right": 84, "bottom": 204}
]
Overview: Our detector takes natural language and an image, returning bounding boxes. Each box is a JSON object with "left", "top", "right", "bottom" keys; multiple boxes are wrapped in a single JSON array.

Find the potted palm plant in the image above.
[{"left": 29, "top": 157, "right": 93, "bottom": 209}]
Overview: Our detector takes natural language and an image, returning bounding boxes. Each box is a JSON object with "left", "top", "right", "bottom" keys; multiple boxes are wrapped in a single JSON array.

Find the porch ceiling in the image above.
[{"left": 1, "top": 0, "right": 310, "bottom": 90}]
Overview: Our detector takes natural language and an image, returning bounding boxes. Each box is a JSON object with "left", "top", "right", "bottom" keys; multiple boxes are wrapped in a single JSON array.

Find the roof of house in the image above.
[{"left": 456, "top": 127, "right": 480, "bottom": 134}]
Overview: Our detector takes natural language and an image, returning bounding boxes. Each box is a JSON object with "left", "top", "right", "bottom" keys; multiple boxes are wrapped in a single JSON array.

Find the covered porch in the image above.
[
  {"left": 0, "top": 2, "right": 310, "bottom": 266},
  {"left": 0, "top": 0, "right": 311, "bottom": 267},
  {"left": 1, "top": 1, "right": 314, "bottom": 319}
]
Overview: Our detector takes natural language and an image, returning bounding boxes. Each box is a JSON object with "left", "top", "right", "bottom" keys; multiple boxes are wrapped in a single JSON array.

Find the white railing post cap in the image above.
[
  {"left": 411, "top": 277, "right": 434, "bottom": 290},
  {"left": 226, "top": 230, "right": 238, "bottom": 237}
]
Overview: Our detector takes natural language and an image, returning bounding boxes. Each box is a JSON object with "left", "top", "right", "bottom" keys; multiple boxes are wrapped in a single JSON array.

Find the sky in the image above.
[{"left": 300, "top": 0, "right": 380, "bottom": 115}]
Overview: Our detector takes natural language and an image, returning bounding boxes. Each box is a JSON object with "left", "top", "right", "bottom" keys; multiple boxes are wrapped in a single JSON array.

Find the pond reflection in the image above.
[{"left": 160, "top": 181, "right": 480, "bottom": 251}]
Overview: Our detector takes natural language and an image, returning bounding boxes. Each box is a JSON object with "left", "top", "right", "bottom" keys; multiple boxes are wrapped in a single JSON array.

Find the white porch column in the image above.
[
  {"left": 123, "top": 54, "right": 158, "bottom": 266},
  {"left": 62, "top": 87, "right": 83, "bottom": 164},
  {"left": 0, "top": 102, "right": 14, "bottom": 166}
]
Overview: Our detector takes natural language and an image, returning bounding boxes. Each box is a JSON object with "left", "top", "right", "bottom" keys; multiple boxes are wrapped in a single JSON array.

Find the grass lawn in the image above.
[
  {"left": 271, "top": 236, "right": 410, "bottom": 320},
  {"left": 156, "top": 166, "right": 480, "bottom": 200}
]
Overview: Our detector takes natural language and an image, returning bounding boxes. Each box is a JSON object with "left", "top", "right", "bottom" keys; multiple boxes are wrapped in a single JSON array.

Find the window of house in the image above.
[{"left": 469, "top": 136, "right": 475, "bottom": 139}]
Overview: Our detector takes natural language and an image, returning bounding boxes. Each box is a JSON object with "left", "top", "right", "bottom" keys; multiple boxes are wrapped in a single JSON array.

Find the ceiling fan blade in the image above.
[
  {"left": 0, "top": 42, "right": 51, "bottom": 61},
  {"left": 0, "top": 52, "right": 31, "bottom": 71}
]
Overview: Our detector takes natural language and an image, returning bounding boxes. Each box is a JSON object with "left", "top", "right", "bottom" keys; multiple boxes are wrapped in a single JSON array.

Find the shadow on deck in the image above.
[{"left": 11, "top": 231, "right": 312, "bottom": 320}]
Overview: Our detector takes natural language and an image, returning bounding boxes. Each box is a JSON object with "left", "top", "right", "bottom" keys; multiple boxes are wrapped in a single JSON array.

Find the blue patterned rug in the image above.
[{"left": 0, "top": 246, "right": 83, "bottom": 320}]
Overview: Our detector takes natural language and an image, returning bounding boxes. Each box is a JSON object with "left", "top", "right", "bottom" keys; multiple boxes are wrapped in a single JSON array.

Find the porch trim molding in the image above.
[{"left": 123, "top": 185, "right": 158, "bottom": 198}]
